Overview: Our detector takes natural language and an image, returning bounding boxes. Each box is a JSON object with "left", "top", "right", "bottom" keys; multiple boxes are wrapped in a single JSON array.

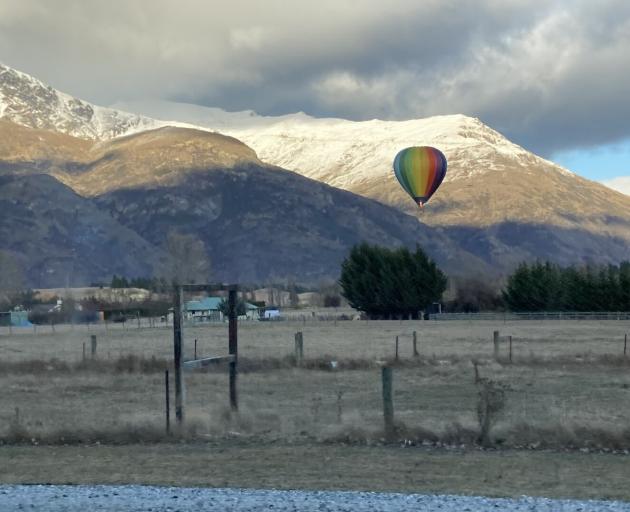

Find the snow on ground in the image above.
[{"left": 1, "top": 485, "right": 629, "bottom": 512}]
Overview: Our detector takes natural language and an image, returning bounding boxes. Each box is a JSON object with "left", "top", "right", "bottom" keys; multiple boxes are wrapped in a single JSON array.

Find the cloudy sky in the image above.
[{"left": 1, "top": 0, "right": 629, "bottom": 189}]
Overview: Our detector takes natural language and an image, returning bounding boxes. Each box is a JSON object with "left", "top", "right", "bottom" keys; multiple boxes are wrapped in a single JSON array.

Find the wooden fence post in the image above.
[
  {"left": 413, "top": 331, "right": 419, "bottom": 357},
  {"left": 165, "top": 369, "right": 171, "bottom": 435},
  {"left": 493, "top": 330, "right": 500, "bottom": 359},
  {"left": 509, "top": 335, "right": 513, "bottom": 363},
  {"left": 194, "top": 338, "right": 198, "bottom": 360},
  {"left": 294, "top": 332, "right": 304, "bottom": 366},
  {"left": 395, "top": 336, "right": 399, "bottom": 361},
  {"left": 382, "top": 366, "right": 394, "bottom": 440},
  {"left": 624, "top": 334, "right": 627, "bottom": 356},
  {"left": 228, "top": 288, "right": 238, "bottom": 411},
  {"left": 90, "top": 335, "right": 97, "bottom": 359},
  {"left": 82, "top": 342, "right": 86, "bottom": 362},
  {"left": 173, "top": 286, "right": 185, "bottom": 425}
]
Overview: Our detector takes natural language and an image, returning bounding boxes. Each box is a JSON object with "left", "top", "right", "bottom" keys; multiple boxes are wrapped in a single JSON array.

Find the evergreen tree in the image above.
[
  {"left": 339, "top": 243, "right": 446, "bottom": 319},
  {"left": 504, "top": 260, "right": 630, "bottom": 312},
  {"left": 503, "top": 263, "right": 534, "bottom": 311},
  {"left": 619, "top": 262, "right": 630, "bottom": 311}
]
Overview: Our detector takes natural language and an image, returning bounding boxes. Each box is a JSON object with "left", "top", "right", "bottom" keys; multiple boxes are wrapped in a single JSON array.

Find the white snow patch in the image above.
[{"left": 603, "top": 176, "right": 630, "bottom": 195}]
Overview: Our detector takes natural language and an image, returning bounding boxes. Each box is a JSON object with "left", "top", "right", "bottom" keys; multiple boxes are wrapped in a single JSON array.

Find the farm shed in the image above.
[{"left": 0, "top": 310, "right": 31, "bottom": 327}]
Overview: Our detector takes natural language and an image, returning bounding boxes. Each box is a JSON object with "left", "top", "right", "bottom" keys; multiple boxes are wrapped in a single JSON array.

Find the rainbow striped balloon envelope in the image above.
[{"left": 393, "top": 146, "right": 447, "bottom": 207}]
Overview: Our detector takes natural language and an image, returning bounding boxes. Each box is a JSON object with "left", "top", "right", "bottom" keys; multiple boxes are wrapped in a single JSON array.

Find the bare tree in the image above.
[
  {"left": 0, "top": 251, "right": 24, "bottom": 308},
  {"left": 288, "top": 278, "right": 299, "bottom": 308},
  {"left": 162, "top": 231, "right": 211, "bottom": 286}
]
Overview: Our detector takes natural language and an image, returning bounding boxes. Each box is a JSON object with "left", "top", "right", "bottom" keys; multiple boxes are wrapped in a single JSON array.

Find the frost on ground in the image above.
[{"left": 1, "top": 485, "right": 629, "bottom": 512}]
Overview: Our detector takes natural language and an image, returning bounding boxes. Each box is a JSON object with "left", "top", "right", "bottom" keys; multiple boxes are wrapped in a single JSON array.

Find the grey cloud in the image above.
[{"left": 0, "top": 0, "right": 629, "bottom": 155}]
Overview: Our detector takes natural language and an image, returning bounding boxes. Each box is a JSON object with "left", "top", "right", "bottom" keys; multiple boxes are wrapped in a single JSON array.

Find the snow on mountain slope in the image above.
[
  {"left": 113, "top": 98, "right": 574, "bottom": 186},
  {"left": 5, "top": 64, "right": 630, "bottom": 271},
  {"left": 0, "top": 63, "right": 164, "bottom": 139},
  {"left": 0, "top": 61, "right": 571, "bottom": 199},
  {"left": 603, "top": 176, "right": 630, "bottom": 196},
  {"left": 4, "top": 63, "right": 629, "bottom": 232},
  {"left": 117, "top": 99, "right": 624, "bottom": 230}
]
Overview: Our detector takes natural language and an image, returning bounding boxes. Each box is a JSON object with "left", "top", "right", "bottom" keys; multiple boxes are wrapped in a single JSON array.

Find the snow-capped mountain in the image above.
[
  {"left": 115, "top": 99, "right": 628, "bottom": 228},
  {"left": 115, "top": 99, "right": 571, "bottom": 185},
  {"left": 112, "top": 99, "right": 630, "bottom": 268},
  {"left": 4, "top": 63, "right": 630, "bottom": 273},
  {"left": 0, "top": 63, "right": 162, "bottom": 139}
]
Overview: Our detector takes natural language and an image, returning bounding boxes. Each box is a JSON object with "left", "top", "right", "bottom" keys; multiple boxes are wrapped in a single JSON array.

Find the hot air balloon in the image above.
[{"left": 393, "top": 146, "right": 447, "bottom": 207}]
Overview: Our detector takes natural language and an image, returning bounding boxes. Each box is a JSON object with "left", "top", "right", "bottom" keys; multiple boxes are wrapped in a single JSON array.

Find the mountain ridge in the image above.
[
  {"left": 0, "top": 119, "right": 491, "bottom": 284},
  {"left": 113, "top": 99, "right": 630, "bottom": 243},
  {"left": 0, "top": 63, "right": 162, "bottom": 140},
  {"left": 3, "top": 63, "right": 630, "bottom": 281}
]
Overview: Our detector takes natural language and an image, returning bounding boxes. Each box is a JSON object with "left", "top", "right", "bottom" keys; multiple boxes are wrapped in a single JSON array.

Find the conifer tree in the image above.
[{"left": 339, "top": 243, "right": 446, "bottom": 319}]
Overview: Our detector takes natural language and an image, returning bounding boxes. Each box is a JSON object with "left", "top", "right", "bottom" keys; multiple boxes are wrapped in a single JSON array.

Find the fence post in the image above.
[
  {"left": 413, "top": 331, "right": 419, "bottom": 357},
  {"left": 228, "top": 288, "right": 238, "bottom": 411},
  {"left": 173, "top": 285, "right": 185, "bottom": 425},
  {"left": 493, "top": 330, "right": 500, "bottom": 359},
  {"left": 82, "top": 342, "right": 86, "bottom": 362},
  {"left": 294, "top": 331, "right": 304, "bottom": 366},
  {"left": 395, "top": 335, "right": 399, "bottom": 361},
  {"left": 90, "top": 335, "right": 97, "bottom": 359},
  {"left": 624, "top": 334, "right": 627, "bottom": 356},
  {"left": 165, "top": 369, "right": 171, "bottom": 435},
  {"left": 194, "top": 338, "right": 198, "bottom": 360},
  {"left": 509, "top": 335, "right": 513, "bottom": 363},
  {"left": 382, "top": 366, "right": 394, "bottom": 440}
]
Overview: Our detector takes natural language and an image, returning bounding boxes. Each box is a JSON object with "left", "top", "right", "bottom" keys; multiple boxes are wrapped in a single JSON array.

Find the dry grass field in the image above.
[
  {"left": 2, "top": 316, "right": 630, "bottom": 362},
  {"left": 1, "top": 317, "right": 629, "bottom": 446},
  {"left": 2, "top": 317, "right": 630, "bottom": 497},
  {"left": 3, "top": 443, "right": 630, "bottom": 501}
]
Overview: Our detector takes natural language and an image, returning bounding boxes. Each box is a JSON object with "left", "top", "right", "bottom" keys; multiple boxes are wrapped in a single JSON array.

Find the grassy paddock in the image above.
[
  {"left": 1, "top": 319, "right": 630, "bottom": 450},
  {"left": 1, "top": 356, "right": 630, "bottom": 450},
  {"left": 2, "top": 443, "right": 630, "bottom": 501},
  {"left": 2, "top": 318, "right": 630, "bottom": 362}
]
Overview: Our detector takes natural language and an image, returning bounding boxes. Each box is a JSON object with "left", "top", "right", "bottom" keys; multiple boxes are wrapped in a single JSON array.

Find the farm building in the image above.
[
  {"left": 0, "top": 309, "right": 31, "bottom": 327},
  {"left": 184, "top": 297, "right": 261, "bottom": 322}
]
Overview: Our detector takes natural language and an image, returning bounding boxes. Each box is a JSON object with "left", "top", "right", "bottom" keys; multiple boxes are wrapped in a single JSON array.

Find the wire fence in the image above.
[
  {"left": 432, "top": 311, "right": 630, "bottom": 321},
  {"left": 1, "top": 318, "right": 630, "bottom": 449}
]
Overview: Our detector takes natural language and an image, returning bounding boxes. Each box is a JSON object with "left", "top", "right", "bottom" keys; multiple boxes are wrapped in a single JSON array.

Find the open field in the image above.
[
  {"left": 2, "top": 317, "right": 630, "bottom": 362},
  {"left": 2, "top": 443, "right": 630, "bottom": 501},
  {"left": 2, "top": 318, "right": 630, "bottom": 498},
  {"left": 1, "top": 318, "right": 630, "bottom": 447}
]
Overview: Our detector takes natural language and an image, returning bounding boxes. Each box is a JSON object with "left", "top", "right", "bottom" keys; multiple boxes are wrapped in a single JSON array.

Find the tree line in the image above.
[{"left": 503, "top": 261, "right": 630, "bottom": 312}]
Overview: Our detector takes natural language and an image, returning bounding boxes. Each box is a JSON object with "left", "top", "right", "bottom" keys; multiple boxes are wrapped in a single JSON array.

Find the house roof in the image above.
[
  {"left": 186, "top": 297, "right": 223, "bottom": 312},
  {"left": 185, "top": 297, "right": 259, "bottom": 312}
]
